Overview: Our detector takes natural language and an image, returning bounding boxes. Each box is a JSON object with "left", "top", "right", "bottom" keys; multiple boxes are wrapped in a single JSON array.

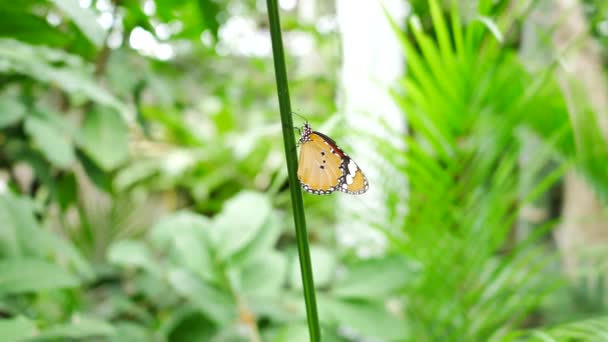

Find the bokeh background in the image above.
[{"left": 2, "top": 0, "right": 608, "bottom": 340}]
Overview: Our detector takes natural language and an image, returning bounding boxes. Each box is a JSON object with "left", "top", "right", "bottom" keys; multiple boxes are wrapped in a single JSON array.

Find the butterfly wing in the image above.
[
  {"left": 337, "top": 156, "right": 369, "bottom": 195},
  {"left": 297, "top": 132, "right": 344, "bottom": 195}
]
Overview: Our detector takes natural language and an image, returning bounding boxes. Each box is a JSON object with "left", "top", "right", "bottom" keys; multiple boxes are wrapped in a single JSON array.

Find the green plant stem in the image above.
[{"left": 265, "top": 0, "right": 321, "bottom": 340}]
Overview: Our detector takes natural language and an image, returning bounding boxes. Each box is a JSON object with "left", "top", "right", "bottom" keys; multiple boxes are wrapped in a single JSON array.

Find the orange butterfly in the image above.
[{"left": 297, "top": 122, "right": 368, "bottom": 195}]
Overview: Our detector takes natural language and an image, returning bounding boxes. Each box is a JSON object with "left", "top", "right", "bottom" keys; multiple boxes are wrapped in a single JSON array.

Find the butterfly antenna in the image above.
[{"left": 291, "top": 111, "right": 308, "bottom": 124}]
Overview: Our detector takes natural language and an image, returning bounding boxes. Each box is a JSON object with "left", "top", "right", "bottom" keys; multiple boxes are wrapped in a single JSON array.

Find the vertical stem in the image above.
[{"left": 265, "top": 0, "right": 321, "bottom": 340}]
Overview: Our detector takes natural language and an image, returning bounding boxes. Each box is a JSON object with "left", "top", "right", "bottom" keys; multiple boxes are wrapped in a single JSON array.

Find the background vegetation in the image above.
[{"left": 1, "top": 0, "right": 608, "bottom": 341}]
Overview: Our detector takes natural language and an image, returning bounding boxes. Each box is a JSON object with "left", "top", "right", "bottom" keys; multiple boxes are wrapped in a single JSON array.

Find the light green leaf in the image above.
[
  {"left": 172, "top": 229, "right": 215, "bottom": 282},
  {"left": 150, "top": 211, "right": 215, "bottom": 281},
  {"left": 24, "top": 113, "right": 74, "bottom": 168},
  {"left": 0, "top": 316, "right": 37, "bottom": 341},
  {"left": 229, "top": 211, "right": 283, "bottom": 267},
  {"left": 114, "top": 159, "right": 159, "bottom": 191},
  {"left": 0, "top": 258, "right": 80, "bottom": 296},
  {"left": 213, "top": 191, "right": 272, "bottom": 260},
  {"left": 78, "top": 106, "right": 129, "bottom": 170},
  {"left": 239, "top": 251, "right": 287, "bottom": 297},
  {"left": 167, "top": 269, "right": 237, "bottom": 325},
  {"left": 108, "top": 240, "right": 157, "bottom": 274},
  {"left": 265, "top": 324, "right": 309, "bottom": 342},
  {"left": 0, "top": 193, "right": 46, "bottom": 258},
  {"left": 31, "top": 317, "right": 115, "bottom": 340},
  {"left": 332, "top": 255, "right": 420, "bottom": 299},
  {"left": 50, "top": 0, "right": 105, "bottom": 47},
  {"left": 0, "top": 96, "right": 26, "bottom": 128},
  {"left": 0, "top": 39, "right": 126, "bottom": 114},
  {"left": 320, "top": 296, "right": 408, "bottom": 341},
  {"left": 290, "top": 245, "right": 336, "bottom": 290}
]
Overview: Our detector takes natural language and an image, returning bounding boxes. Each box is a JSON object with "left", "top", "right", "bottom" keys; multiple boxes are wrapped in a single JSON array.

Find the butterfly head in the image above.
[{"left": 299, "top": 122, "right": 312, "bottom": 144}]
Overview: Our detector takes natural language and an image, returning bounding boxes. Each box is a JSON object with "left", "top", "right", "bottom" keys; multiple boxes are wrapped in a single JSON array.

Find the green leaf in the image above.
[
  {"left": 0, "top": 39, "right": 126, "bottom": 113},
  {"left": 150, "top": 212, "right": 215, "bottom": 281},
  {"left": 55, "top": 172, "right": 77, "bottom": 211},
  {"left": 108, "top": 240, "right": 157, "bottom": 273},
  {"left": 31, "top": 317, "right": 115, "bottom": 340},
  {"left": 24, "top": 113, "right": 74, "bottom": 168},
  {"left": 0, "top": 193, "right": 46, "bottom": 258},
  {"left": 239, "top": 251, "right": 287, "bottom": 297},
  {"left": 77, "top": 150, "right": 112, "bottom": 192},
  {"left": 167, "top": 269, "right": 237, "bottom": 325},
  {"left": 0, "top": 9, "right": 68, "bottom": 46},
  {"left": 164, "top": 309, "right": 217, "bottom": 342},
  {"left": 290, "top": 245, "right": 336, "bottom": 290},
  {"left": 50, "top": 0, "right": 105, "bottom": 47},
  {"left": 212, "top": 191, "right": 272, "bottom": 260},
  {"left": 150, "top": 211, "right": 212, "bottom": 249},
  {"left": 332, "top": 255, "right": 419, "bottom": 299},
  {"left": 320, "top": 296, "right": 408, "bottom": 341},
  {"left": 78, "top": 106, "right": 129, "bottom": 171},
  {"left": 0, "top": 258, "right": 80, "bottom": 296},
  {"left": 0, "top": 316, "right": 37, "bottom": 341},
  {"left": 229, "top": 211, "right": 283, "bottom": 267},
  {"left": 0, "top": 96, "right": 26, "bottom": 128}
]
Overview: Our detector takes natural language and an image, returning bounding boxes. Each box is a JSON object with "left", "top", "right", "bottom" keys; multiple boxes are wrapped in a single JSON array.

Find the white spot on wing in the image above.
[
  {"left": 347, "top": 160, "right": 357, "bottom": 175},
  {"left": 346, "top": 174, "right": 353, "bottom": 184}
]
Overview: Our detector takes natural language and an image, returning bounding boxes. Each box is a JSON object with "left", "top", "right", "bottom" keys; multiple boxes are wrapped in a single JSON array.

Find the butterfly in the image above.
[{"left": 297, "top": 122, "right": 368, "bottom": 195}]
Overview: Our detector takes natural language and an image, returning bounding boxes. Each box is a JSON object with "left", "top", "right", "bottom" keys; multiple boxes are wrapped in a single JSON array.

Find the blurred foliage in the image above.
[
  {"left": 583, "top": 0, "right": 608, "bottom": 65},
  {"left": 2, "top": 0, "right": 608, "bottom": 340}
]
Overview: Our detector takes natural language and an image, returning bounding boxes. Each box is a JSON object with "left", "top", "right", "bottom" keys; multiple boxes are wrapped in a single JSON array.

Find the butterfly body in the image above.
[{"left": 297, "top": 123, "right": 368, "bottom": 195}]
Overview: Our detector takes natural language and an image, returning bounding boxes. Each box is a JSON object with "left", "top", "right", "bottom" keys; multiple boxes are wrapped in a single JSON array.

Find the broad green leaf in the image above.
[
  {"left": 0, "top": 193, "right": 47, "bottom": 258},
  {"left": 108, "top": 322, "right": 154, "bottom": 342},
  {"left": 164, "top": 309, "right": 217, "bottom": 342},
  {"left": 1, "top": 193, "right": 90, "bottom": 280},
  {"left": 114, "top": 159, "right": 159, "bottom": 191},
  {"left": 78, "top": 106, "right": 129, "bottom": 170},
  {"left": 108, "top": 240, "right": 157, "bottom": 274},
  {"left": 263, "top": 324, "right": 309, "bottom": 342},
  {"left": 31, "top": 317, "right": 115, "bottom": 340},
  {"left": 50, "top": 0, "right": 105, "bottom": 47},
  {"left": 167, "top": 269, "right": 237, "bottom": 325},
  {"left": 77, "top": 150, "right": 112, "bottom": 192},
  {"left": 213, "top": 191, "right": 272, "bottom": 260},
  {"left": 150, "top": 211, "right": 212, "bottom": 249},
  {"left": 0, "top": 39, "right": 126, "bottom": 113},
  {"left": 24, "top": 114, "right": 74, "bottom": 168},
  {"left": 0, "top": 258, "right": 80, "bottom": 295},
  {"left": 290, "top": 245, "right": 336, "bottom": 290},
  {"left": 0, "top": 9, "right": 68, "bottom": 46},
  {"left": 172, "top": 229, "right": 215, "bottom": 282},
  {"left": 0, "top": 96, "right": 25, "bottom": 128},
  {"left": 332, "top": 255, "right": 420, "bottom": 299},
  {"left": 229, "top": 212, "right": 283, "bottom": 267},
  {"left": 239, "top": 251, "right": 287, "bottom": 297},
  {"left": 0, "top": 316, "right": 37, "bottom": 341},
  {"left": 150, "top": 211, "right": 215, "bottom": 281},
  {"left": 320, "top": 296, "right": 408, "bottom": 341}
]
